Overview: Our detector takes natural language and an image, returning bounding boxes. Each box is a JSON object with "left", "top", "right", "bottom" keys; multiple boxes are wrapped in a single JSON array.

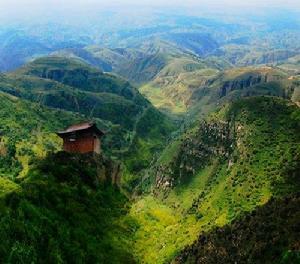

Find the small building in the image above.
[{"left": 57, "top": 122, "right": 104, "bottom": 154}]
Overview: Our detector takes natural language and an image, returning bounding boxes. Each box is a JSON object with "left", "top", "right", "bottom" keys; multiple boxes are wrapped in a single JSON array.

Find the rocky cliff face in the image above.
[
  {"left": 240, "top": 50, "right": 298, "bottom": 66},
  {"left": 153, "top": 119, "right": 235, "bottom": 193},
  {"left": 38, "top": 152, "right": 122, "bottom": 187},
  {"left": 218, "top": 71, "right": 283, "bottom": 97}
]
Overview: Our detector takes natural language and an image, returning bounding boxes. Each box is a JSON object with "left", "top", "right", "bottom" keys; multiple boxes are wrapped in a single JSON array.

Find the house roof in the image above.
[{"left": 57, "top": 122, "right": 104, "bottom": 137}]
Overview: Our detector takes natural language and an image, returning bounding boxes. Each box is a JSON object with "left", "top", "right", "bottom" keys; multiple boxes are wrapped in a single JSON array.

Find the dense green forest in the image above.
[{"left": 0, "top": 153, "right": 135, "bottom": 263}]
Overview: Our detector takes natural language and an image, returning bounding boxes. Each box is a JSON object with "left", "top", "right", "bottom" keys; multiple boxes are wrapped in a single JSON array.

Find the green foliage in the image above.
[
  {"left": 127, "top": 97, "right": 300, "bottom": 263},
  {"left": 0, "top": 153, "right": 135, "bottom": 263},
  {"left": 15, "top": 56, "right": 146, "bottom": 105},
  {"left": 0, "top": 92, "right": 83, "bottom": 179},
  {"left": 124, "top": 106, "right": 176, "bottom": 186},
  {"left": 0, "top": 177, "right": 20, "bottom": 197},
  {"left": 177, "top": 194, "right": 300, "bottom": 264},
  {"left": 0, "top": 57, "right": 177, "bottom": 181}
]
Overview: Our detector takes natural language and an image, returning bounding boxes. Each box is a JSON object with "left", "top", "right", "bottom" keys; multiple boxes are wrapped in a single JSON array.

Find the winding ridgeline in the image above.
[{"left": 0, "top": 51, "right": 299, "bottom": 264}]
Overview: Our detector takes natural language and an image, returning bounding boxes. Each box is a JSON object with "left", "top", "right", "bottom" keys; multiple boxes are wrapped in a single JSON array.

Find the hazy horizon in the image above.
[{"left": 1, "top": 0, "right": 300, "bottom": 18}]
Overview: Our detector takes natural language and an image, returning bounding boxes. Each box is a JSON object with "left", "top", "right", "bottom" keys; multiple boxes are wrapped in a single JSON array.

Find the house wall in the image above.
[{"left": 63, "top": 134, "right": 95, "bottom": 154}]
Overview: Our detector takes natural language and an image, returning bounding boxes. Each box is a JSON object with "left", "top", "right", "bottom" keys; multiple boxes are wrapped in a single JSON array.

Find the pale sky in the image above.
[{"left": 0, "top": 0, "right": 300, "bottom": 9}]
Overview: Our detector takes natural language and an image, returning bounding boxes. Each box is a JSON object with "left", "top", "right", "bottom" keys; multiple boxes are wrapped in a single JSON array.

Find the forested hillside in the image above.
[
  {"left": 126, "top": 97, "right": 300, "bottom": 263},
  {"left": 176, "top": 193, "right": 300, "bottom": 264},
  {"left": 0, "top": 92, "right": 83, "bottom": 178},
  {"left": 0, "top": 5, "right": 300, "bottom": 264},
  {"left": 0, "top": 152, "right": 135, "bottom": 263},
  {"left": 0, "top": 57, "right": 176, "bottom": 187}
]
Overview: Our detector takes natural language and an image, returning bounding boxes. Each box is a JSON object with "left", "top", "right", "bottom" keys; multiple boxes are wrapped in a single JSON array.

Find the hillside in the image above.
[
  {"left": 186, "top": 66, "right": 300, "bottom": 122},
  {"left": 14, "top": 56, "right": 144, "bottom": 102},
  {"left": 0, "top": 57, "right": 176, "bottom": 183},
  {"left": 50, "top": 42, "right": 300, "bottom": 117},
  {"left": 277, "top": 54, "right": 300, "bottom": 75},
  {"left": 140, "top": 65, "right": 300, "bottom": 117},
  {"left": 1, "top": 82, "right": 299, "bottom": 264},
  {"left": 126, "top": 97, "right": 300, "bottom": 263},
  {"left": 162, "top": 33, "right": 219, "bottom": 56},
  {"left": 52, "top": 39, "right": 198, "bottom": 85},
  {"left": 140, "top": 63, "right": 221, "bottom": 115},
  {"left": 0, "top": 93, "right": 136, "bottom": 262},
  {"left": 175, "top": 194, "right": 300, "bottom": 264},
  {"left": 214, "top": 45, "right": 299, "bottom": 67},
  {"left": 0, "top": 152, "right": 135, "bottom": 263},
  {"left": 0, "top": 92, "right": 83, "bottom": 179},
  {"left": 0, "top": 29, "right": 89, "bottom": 72}
]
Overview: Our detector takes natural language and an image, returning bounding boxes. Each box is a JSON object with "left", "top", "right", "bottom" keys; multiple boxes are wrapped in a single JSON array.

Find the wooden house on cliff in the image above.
[{"left": 57, "top": 122, "right": 104, "bottom": 154}]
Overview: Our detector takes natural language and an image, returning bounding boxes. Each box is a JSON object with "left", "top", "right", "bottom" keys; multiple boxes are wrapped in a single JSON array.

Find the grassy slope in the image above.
[
  {"left": 140, "top": 65, "right": 220, "bottom": 115},
  {"left": 139, "top": 58, "right": 224, "bottom": 115},
  {"left": 187, "top": 66, "right": 300, "bottom": 124},
  {"left": 0, "top": 92, "right": 83, "bottom": 179},
  {"left": 55, "top": 41, "right": 227, "bottom": 115},
  {"left": 139, "top": 62, "right": 300, "bottom": 118},
  {"left": 127, "top": 97, "right": 300, "bottom": 263},
  {"left": 176, "top": 194, "right": 300, "bottom": 264},
  {"left": 14, "top": 56, "right": 146, "bottom": 108},
  {"left": 1, "top": 93, "right": 298, "bottom": 263},
  {"left": 0, "top": 73, "right": 143, "bottom": 130}
]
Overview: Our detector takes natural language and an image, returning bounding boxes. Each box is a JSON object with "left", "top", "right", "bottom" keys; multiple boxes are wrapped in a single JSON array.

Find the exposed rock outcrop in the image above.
[
  {"left": 153, "top": 119, "right": 235, "bottom": 193},
  {"left": 219, "top": 71, "right": 283, "bottom": 97}
]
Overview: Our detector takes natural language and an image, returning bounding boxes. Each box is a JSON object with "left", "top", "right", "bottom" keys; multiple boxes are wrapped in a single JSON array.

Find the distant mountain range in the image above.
[{"left": 1, "top": 11, "right": 300, "bottom": 73}]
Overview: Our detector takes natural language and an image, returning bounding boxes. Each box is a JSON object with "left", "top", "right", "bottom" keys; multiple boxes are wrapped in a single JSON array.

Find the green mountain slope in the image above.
[
  {"left": 14, "top": 56, "right": 144, "bottom": 102},
  {"left": 54, "top": 40, "right": 195, "bottom": 86},
  {"left": 140, "top": 65, "right": 219, "bottom": 115},
  {"left": 0, "top": 152, "right": 135, "bottom": 263},
  {"left": 215, "top": 45, "right": 299, "bottom": 67},
  {"left": 50, "top": 43, "right": 300, "bottom": 117},
  {"left": 137, "top": 53, "right": 299, "bottom": 117},
  {"left": 0, "top": 73, "right": 144, "bottom": 130},
  {"left": 176, "top": 194, "right": 300, "bottom": 264},
  {"left": 1, "top": 12, "right": 300, "bottom": 264},
  {"left": 0, "top": 76, "right": 298, "bottom": 264},
  {"left": 126, "top": 97, "right": 300, "bottom": 263},
  {"left": 0, "top": 92, "right": 136, "bottom": 262},
  {"left": 51, "top": 42, "right": 233, "bottom": 116},
  {"left": 0, "top": 92, "right": 83, "bottom": 179},
  {"left": 0, "top": 57, "right": 176, "bottom": 182},
  {"left": 187, "top": 66, "right": 300, "bottom": 122}
]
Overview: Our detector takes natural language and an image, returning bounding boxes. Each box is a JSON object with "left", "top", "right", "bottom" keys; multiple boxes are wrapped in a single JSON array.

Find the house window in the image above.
[{"left": 69, "top": 132, "right": 76, "bottom": 142}]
